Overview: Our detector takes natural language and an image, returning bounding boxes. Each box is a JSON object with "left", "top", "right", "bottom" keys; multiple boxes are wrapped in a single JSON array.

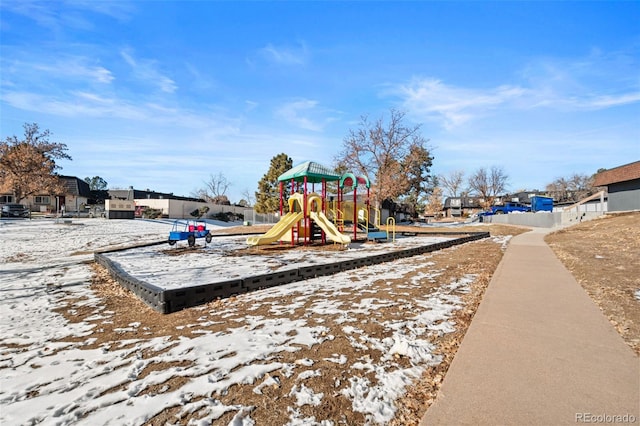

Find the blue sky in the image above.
[{"left": 1, "top": 1, "right": 638, "bottom": 203}]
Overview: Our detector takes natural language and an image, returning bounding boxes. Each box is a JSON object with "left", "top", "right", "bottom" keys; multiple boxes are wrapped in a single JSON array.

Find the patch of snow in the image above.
[
  {"left": 253, "top": 375, "right": 280, "bottom": 395},
  {"left": 492, "top": 234, "right": 512, "bottom": 250},
  {"left": 286, "top": 408, "right": 334, "bottom": 426},
  {"left": 290, "top": 384, "right": 324, "bottom": 407},
  {"left": 0, "top": 218, "right": 506, "bottom": 425},
  {"left": 324, "top": 354, "right": 348, "bottom": 364}
]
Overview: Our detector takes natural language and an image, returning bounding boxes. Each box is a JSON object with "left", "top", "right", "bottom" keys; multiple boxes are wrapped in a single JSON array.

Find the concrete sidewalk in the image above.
[{"left": 421, "top": 228, "right": 639, "bottom": 425}]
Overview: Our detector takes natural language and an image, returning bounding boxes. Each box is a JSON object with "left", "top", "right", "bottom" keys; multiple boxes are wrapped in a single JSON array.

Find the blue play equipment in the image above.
[
  {"left": 168, "top": 220, "right": 212, "bottom": 247},
  {"left": 363, "top": 217, "right": 396, "bottom": 242}
]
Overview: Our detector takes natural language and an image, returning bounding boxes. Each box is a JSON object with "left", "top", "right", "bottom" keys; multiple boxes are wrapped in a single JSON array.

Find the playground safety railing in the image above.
[
  {"left": 373, "top": 207, "right": 381, "bottom": 227},
  {"left": 386, "top": 217, "right": 396, "bottom": 242}
]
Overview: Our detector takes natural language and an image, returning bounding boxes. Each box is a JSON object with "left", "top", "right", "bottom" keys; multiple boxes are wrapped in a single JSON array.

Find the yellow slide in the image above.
[
  {"left": 246, "top": 211, "right": 304, "bottom": 246},
  {"left": 310, "top": 211, "right": 351, "bottom": 245}
]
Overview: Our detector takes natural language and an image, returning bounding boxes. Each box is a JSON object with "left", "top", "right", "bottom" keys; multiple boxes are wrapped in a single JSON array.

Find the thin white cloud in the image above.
[
  {"left": 275, "top": 99, "right": 334, "bottom": 132},
  {"left": 387, "top": 48, "right": 640, "bottom": 130},
  {"left": 74, "top": 91, "right": 113, "bottom": 104},
  {"left": 42, "top": 59, "right": 114, "bottom": 84},
  {"left": 564, "top": 92, "right": 640, "bottom": 109},
  {"left": 518, "top": 49, "right": 640, "bottom": 110},
  {"left": 390, "top": 78, "right": 527, "bottom": 129},
  {"left": 245, "top": 100, "right": 259, "bottom": 112},
  {"left": 391, "top": 69, "right": 639, "bottom": 130},
  {"left": 67, "top": 0, "right": 135, "bottom": 21},
  {"left": 2, "top": 1, "right": 73, "bottom": 31},
  {"left": 185, "top": 63, "right": 216, "bottom": 91},
  {"left": 2, "top": 56, "right": 114, "bottom": 85},
  {"left": 120, "top": 49, "right": 177, "bottom": 93},
  {"left": 2, "top": 91, "right": 146, "bottom": 120},
  {"left": 1, "top": 90, "right": 241, "bottom": 133},
  {"left": 259, "top": 42, "right": 309, "bottom": 66},
  {"left": 1, "top": 0, "right": 133, "bottom": 31}
]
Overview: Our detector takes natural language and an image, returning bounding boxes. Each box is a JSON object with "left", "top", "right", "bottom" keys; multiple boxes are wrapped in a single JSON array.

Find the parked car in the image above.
[
  {"left": 489, "top": 202, "right": 531, "bottom": 215},
  {"left": 1, "top": 203, "right": 30, "bottom": 218},
  {"left": 478, "top": 202, "right": 532, "bottom": 217}
]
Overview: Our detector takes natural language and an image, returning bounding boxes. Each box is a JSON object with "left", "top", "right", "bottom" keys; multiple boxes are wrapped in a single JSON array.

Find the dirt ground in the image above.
[
  {"left": 545, "top": 212, "right": 640, "bottom": 355},
  {"left": 55, "top": 214, "right": 639, "bottom": 425},
  {"left": 56, "top": 224, "right": 524, "bottom": 425}
]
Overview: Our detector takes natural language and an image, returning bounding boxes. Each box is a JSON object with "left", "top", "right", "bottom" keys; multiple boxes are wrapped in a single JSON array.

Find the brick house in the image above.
[{"left": 592, "top": 161, "right": 640, "bottom": 212}]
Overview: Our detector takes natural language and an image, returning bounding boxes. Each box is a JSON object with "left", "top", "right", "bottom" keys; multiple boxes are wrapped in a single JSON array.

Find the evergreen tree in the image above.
[
  {"left": 254, "top": 153, "right": 293, "bottom": 213},
  {"left": 402, "top": 142, "right": 435, "bottom": 216},
  {"left": 84, "top": 176, "right": 108, "bottom": 191},
  {"left": 84, "top": 176, "right": 109, "bottom": 204}
]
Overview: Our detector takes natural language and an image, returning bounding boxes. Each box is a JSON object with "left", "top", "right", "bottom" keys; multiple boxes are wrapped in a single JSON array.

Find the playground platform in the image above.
[{"left": 420, "top": 228, "right": 639, "bottom": 425}]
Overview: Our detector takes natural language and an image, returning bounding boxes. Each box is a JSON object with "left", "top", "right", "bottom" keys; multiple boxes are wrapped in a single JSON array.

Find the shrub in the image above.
[
  {"left": 209, "top": 211, "right": 243, "bottom": 222},
  {"left": 141, "top": 207, "right": 163, "bottom": 219},
  {"left": 190, "top": 206, "right": 211, "bottom": 219}
]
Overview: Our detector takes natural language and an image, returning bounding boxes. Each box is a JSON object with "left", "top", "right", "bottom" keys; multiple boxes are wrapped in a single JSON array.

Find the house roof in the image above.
[
  {"left": 592, "top": 161, "right": 640, "bottom": 186},
  {"left": 59, "top": 176, "right": 92, "bottom": 198},
  {"left": 277, "top": 161, "right": 341, "bottom": 183}
]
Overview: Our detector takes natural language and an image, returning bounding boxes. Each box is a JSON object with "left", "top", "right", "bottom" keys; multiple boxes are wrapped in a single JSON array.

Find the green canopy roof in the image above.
[
  {"left": 278, "top": 161, "right": 341, "bottom": 183},
  {"left": 339, "top": 172, "right": 371, "bottom": 190}
]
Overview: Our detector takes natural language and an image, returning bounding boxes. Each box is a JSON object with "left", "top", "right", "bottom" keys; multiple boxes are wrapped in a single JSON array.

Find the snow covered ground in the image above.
[
  {"left": 105, "top": 232, "right": 455, "bottom": 290},
  {"left": 0, "top": 218, "right": 498, "bottom": 425}
]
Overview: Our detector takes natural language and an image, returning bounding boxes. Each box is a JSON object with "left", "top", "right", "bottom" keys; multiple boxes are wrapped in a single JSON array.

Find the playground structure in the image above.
[
  {"left": 246, "top": 193, "right": 350, "bottom": 245},
  {"left": 246, "top": 161, "right": 395, "bottom": 246},
  {"left": 93, "top": 166, "right": 494, "bottom": 314},
  {"left": 333, "top": 172, "right": 395, "bottom": 242}
]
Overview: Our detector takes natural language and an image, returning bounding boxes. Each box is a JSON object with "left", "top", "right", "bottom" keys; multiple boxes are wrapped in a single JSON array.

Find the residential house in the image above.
[
  {"left": 57, "top": 175, "right": 92, "bottom": 213},
  {"left": 0, "top": 175, "right": 91, "bottom": 214},
  {"left": 443, "top": 197, "right": 485, "bottom": 218},
  {"left": 592, "top": 161, "right": 640, "bottom": 212}
]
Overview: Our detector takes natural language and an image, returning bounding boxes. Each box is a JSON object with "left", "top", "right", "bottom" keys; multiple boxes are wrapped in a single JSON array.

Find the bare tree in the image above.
[
  {"left": 545, "top": 173, "right": 594, "bottom": 203},
  {"left": 241, "top": 188, "right": 255, "bottom": 206},
  {"left": 336, "top": 109, "right": 432, "bottom": 207},
  {"left": 192, "top": 173, "right": 231, "bottom": 204},
  {"left": 468, "top": 166, "right": 509, "bottom": 209},
  {"left": 439, "top": 170, "right": 465, "bottom": 197},
  {"left": 206, "top": 172, "right": 230, "bottom": 199}
]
